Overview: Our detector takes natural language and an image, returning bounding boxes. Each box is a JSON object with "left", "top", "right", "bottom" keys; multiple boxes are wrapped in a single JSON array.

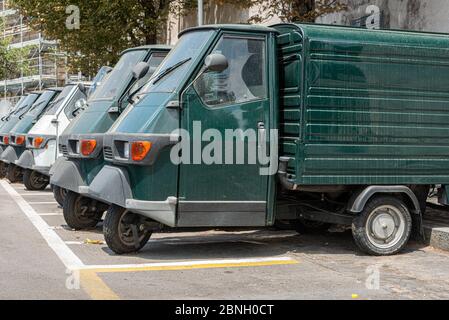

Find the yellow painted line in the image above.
[
  {"left": 90, "top": 259, "right": 299, "bottom": 274},
  {"left": 80, "top": 270, "right": 120, "bottom": 300}
]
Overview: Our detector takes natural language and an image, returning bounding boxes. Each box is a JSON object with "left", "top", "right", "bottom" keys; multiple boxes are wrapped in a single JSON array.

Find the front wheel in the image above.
[
  {"left": 352, "top": 196, "right": 412, "bottom": 256},
  {"left": 52, "top": 185, "right": 67, "bottom": 207},
  {"left": 63, "top": 191, "right": 104, "bottom": 230},
  {"left": 23, "top": 170, "right": 49, "bottom": 190},
  {"left": 103, "top": 206, "right": 152, "bottom": 254},
  {"left": 0, "top": 162, "right": 7, "bottom": 179},
  {"left": 7, "top": 164, "right": 22, "bottom": 183}
]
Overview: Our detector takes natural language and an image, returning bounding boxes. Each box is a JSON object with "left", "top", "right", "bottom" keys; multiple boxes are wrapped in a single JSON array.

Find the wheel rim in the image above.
[
  {"left": 118, "top": 211, "right": 148, "bottom": 246},
  {"left": 74, "top": 196, "right": 100, "bottom": 222},
  {"left": 366, "top": 205, "right": 406, "bottom": 249},
  {"left": 30, "top": 171, "right": 47, "bottom": 188}
]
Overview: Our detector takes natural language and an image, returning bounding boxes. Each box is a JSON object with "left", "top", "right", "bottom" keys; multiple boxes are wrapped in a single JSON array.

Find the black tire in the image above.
[
  {"left": 7, "top": 164, "right": 22, "bottom": 183},
  {"left": 352, "top": 195, "right": 412, "bottom": 256},
  {"left": 0, "top": 162, "right": 6, "bottom": 179},
  {"left": 52, "top": 185, "right": 67, "bottom": 207},
  {"left": 295, "top": 218, "right": 331, "bottom": 234},
  {"left": 23, "top": 169, "right": 49, "bottom": 190},
  {"left": 103, "top": 205, "right": 152, "bottom": 254},
  {"left": 63, "top": 191, "right": 104, "bottom": 230}
]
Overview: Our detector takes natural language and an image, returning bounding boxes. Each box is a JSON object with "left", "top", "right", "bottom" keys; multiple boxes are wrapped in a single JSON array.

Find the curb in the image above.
[{"left": 424, "top": 223, "right": 449, "bottom": 252}]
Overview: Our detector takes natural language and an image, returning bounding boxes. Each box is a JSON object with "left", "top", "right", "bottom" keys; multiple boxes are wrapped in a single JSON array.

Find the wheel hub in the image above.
[
  {"left": 371, "top": 212, "right": 396, "bottom": 240},
  {"left": 366, "top": 205, "right": 406, "bottom": 249}
]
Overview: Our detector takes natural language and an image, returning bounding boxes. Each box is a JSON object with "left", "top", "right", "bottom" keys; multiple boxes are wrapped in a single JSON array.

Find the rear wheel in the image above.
[
  {"left": 23, "top": 169, "right": 49, "bottom": 190},
  {"left": 63, "top": 191, "right": 104, "bottom": 230},
  {"left": 7, "top": 164, "right": 22, "bottom": 183},
  {"left": 103, "top": 206, "right": 152, "bottom": 254},
  {"left": 52, "top": 185, "right": 67, "bottom": 207},
  {"left": 352, "top": 195, "right": 412, "bottom": 256}
]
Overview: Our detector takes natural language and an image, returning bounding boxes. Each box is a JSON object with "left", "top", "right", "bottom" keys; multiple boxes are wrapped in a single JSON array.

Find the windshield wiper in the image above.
[
  {"left": 47, "top": 96, "right": 66, "bottom": 108},
  {"left": 152, "top": 58, "right": 191, "bottom": 85},
  {"left": 19, "top": 100, "right": 47, "bottom": 119},
  {"left": 27, "top": 99, "right": 47, "bottom": 113}
]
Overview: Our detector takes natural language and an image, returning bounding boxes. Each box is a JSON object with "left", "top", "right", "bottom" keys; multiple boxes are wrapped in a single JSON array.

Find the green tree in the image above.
[
  {"left": 0, "top": 17, "right": 31, "bottom": 80},
  {"left": 10, "top": 1, "right": 255, "bottom": 77},
  {"left": 249, "top": 0, "right": 346, "bottom": 23},
  {"left": 10, "top": 0, "right": 178, "bottom": 76}
]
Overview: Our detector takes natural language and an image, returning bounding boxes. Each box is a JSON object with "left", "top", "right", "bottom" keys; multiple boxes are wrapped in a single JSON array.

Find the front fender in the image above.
[
  {"left": 15, "top": 150, "right": 35, "bottom": 169},
  {"left": 1, "top": 146, "right": 18, "bottom": 164},
  {"left": 88, "top": 165, "right": 133, "bottom": 207},
  {"left": 49, "top": 156, "right": 66, "bottom": 176},
  {"left": 49, "top": 158, "right": 86, "bottom": 193}
]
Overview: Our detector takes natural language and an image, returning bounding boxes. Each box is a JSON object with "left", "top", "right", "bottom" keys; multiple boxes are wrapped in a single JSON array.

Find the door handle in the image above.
[{"left": 257, "top": 121, "right": 266, "bottom": 150}]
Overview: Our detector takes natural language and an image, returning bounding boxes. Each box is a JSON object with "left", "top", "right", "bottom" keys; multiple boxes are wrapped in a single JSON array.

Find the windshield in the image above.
[
  {"left": 139, "top": 30, "right": 214, "bottom": 94},
  {"left": 88, "top": 66, "right": 113, "bottom": 97},
  {"left": 12, "top": 96, "right": 27, "bottom": 111},
  {"left": 12, "top": 94, "right": 39, "bottom": 116},
  {"left": 127, "top": 52, "right": 168, "bottom": 97},
  {"left": 3, "top": 96, "right": 26, "bottom": 119},
  {"left": 89, "top": 50, "right": 148, "bottom": 101},
  {"left": 28, "top": 91, "right": 58, "bottom": 116},
  {"left": 45, "top": 85, "right": 76, "bottom": 115}
]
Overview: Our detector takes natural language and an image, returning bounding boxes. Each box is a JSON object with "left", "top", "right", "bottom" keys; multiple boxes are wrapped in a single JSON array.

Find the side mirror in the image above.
[
  {"left": 72, "top": 98, "right": 87, "bottom": 116},
  {"left": 132, "top": 62, "right": 150, "bottom": 80},
  {"left": 78, "top": 83, "right": 86, "bottom": 93},
  {"left": 204, "top": 53, "right": 228, "bottom": 73}
]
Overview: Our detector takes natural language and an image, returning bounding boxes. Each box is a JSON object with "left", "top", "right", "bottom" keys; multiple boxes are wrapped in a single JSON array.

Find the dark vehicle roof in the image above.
[
  {"left": 178, "top": 24, "right": 276, "bottom": 37},
  {"left": 121, "top": 45, "right": 172, "bottom": 56}
]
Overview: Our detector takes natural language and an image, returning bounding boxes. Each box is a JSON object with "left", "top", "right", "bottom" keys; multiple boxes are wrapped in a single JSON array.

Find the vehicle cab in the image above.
[
  {"left": 2, "top": 89, "right": 61, "bottom": 183},
  {"left": 49, "top": 45, "right": 170, "bottom": 227},
  {"left": 0, "top": 93, "right": 41, "bottom": 178},
  {"left": 15, "top": 84, "right": 88, "bottom": 190},
  {"left": 88, "top": 25, "right": 278, "bottom": 253}
]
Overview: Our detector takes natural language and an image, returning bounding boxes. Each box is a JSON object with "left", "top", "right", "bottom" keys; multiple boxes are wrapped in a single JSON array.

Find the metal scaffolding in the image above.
[{"left": 0, "top": 0, "right": 68, "bottom": 104}]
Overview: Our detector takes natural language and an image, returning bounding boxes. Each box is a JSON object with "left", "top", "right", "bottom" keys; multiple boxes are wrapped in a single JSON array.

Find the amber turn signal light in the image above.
[
  {"left": 33, "top": 137, "right": 44, "bottom": 148},
  {"left": 131, "top": 141, "right": 152, "bottom": 161},
  {"left": 3, "top": 136, "right": 9, "bottom": 145},
  {"left": 80, "top": 139, "right": 97, "bottom": 156},
  {"left": 16, "top": 135, "right": 26, "bottom": 145}
]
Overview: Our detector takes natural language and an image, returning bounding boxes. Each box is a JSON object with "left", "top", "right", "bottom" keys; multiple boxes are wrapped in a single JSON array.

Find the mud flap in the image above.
[
  {"left": 15, "top": 150, "right": 35, "bottom": 169},
  {"left": 0, "top": 146, "right": 18, "bottom": 164},
  {"left": 88, "top": 165, "right": 133, "bottom": 207},
  {"left": 49, "top": 158, "right": 86, "bottom": 193},
  {"left": 49, "top": 156, "right": 66, "bottom": 176}
]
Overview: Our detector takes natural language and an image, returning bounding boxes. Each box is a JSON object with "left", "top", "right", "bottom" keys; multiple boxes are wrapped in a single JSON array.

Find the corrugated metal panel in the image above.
[{"left": 299, "top": 24, "right": 449, "bottom": 184}]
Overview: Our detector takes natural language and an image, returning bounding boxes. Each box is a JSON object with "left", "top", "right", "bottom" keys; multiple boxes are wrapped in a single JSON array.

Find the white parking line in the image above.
[
  {"left": 28, "top": 201, "right": 58, "bottom": 205},
  {"left": 0, "top": 181, "right": 84, "bottom": 270},
  {"left": 19, "top": 193, "right": 53, "bottom": 196}
]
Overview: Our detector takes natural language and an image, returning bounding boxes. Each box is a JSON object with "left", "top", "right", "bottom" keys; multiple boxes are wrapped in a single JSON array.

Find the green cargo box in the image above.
[{"left": 275, "top": 23, "right": 449, "bottom": 186}]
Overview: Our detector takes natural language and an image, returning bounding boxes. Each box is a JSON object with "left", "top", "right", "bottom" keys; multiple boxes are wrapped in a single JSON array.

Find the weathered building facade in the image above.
[{"left": 318, "top": 0, "right": 449, "bottom": 33}]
